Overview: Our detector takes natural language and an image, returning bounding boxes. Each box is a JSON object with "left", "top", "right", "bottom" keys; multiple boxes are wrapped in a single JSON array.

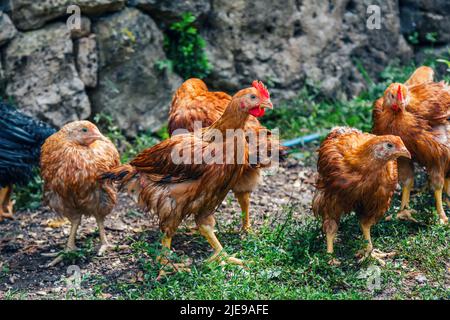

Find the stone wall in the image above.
[{"left": 0, "top": 0, "right": 448, "bottom": 134}]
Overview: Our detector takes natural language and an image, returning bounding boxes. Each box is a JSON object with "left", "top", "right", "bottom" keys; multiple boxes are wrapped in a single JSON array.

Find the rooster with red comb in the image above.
[
  {"left": 102, "top": 82, "right": 274, "bottom": 270},
  {"left": 372, "top": 66, "right": 450, "bottom": 224},
  {"left": 168, "top": 78, "right": 282, "bottom": 233}
]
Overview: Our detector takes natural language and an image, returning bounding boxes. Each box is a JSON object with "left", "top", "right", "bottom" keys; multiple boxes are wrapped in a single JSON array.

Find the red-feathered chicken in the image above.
[
  {"left": 372, "top": 67, "right": 450, "bottom": 224},
  {"left": 41, "top": 121, "right": 121, "bottom": 266},
  {"left": 169, "top": 78, "right": 281, "bottom": 231},
  {"left": 373, "top": 66, "right": 435, "bottom": 222},
  {"left": 102, "top": 82, "right": 273, "bottom": 266},
  {"left": 312, "top": 127, "right": 410, "bottom": 265}
]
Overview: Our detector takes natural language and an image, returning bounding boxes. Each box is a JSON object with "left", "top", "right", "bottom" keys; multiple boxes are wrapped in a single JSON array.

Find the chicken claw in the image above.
[
  {"left": 43, "top": 247, "right": 78, "bottom": 268},
  {"left": 356, "top": 249, "right": 396, "bottom": 266},
  {"left": 46, "top": 218, "right": 70, "bottom": 228},
  {"left": 328, "top": 257, "right": 341, "bottom": 266},
  {"left": 0, "top": 210, "right": 14, "bottom": 222},
  {"left": 386, "top": 209, "right": 418, "bottom": 223},
  {"left": 207, "top": 251, "right": 244, "bottom": 266},
  {"left": 97, "top": 243, "right": 129, "bottom": 256}
]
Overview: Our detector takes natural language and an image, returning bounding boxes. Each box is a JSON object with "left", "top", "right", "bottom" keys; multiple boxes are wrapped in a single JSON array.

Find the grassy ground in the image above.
[
  {"left": 84, "top": 192, "right": 449, "bottom": 300},
  {"left": 3, "top": 59, "right": 450, "bottom": 300}
]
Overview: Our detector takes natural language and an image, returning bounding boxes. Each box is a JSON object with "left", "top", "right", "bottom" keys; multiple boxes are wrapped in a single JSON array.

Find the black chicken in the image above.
[{"left": 0, "top": 101, "right": 56, "bottom": 221}]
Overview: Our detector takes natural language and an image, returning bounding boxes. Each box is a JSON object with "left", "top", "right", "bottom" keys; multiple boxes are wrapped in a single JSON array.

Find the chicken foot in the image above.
[
  {"left": 235, "top": 192, "right": 251, "bottom": 232},
  {"left": 96, "top": 216, "right": 128, "bottom": 256},
  {"left": 46, "top": 217, "right": 81, "bottom": 267},
  {"left": 386, "top": 180, "right": 418, "bottom": 223},
  {"left": 46, "top": 217, "right": 70, "bottom": 228},
  {"left": 156, "top": 234, "right": 191, "bottom": 279},
  {"left": 0, "top": 186, "right": 14, "bottom": 221},
  {"left": 356, "top": 223, "right": 396, "bottom": 266},
  {"left": 198, "top": 224, "right": 244, "bottom": 266}
]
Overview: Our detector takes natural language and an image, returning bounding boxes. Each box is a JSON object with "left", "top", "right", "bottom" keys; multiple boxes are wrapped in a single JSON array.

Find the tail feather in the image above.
[{"left": 100, "top": 164, "right": 136, "bottom": 189}]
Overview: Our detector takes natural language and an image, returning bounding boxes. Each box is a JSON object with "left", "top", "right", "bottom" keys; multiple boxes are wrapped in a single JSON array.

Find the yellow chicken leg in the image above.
[
  {"left": 356, "top": 222, "right": 396, "bottom": 266},
  {"left": 235, "top": 192, "right": 251, "bottom": 232},
  {"left": 389, "top": 180, "right": 418, "bottom": 223},
  {"left": 434, "top": 188, "right": 449, "bottom": 224},
  {"left": 157, "top": 234, "right": 173, "bottom": 265},
  {"left": 323, "top": 219, "right": 340, "bottom": 266},
  {"left": 46, "top": 217, "right": 81, "bottom": 267},
  {"left": 0, "top": 187, "right": 14, "bottom": 221},
  {"left": 198, "top": 224, "right": 243, "bottom": 265},
  {"left": 156, "top": 234, "right": 190, "bottom": 279}
]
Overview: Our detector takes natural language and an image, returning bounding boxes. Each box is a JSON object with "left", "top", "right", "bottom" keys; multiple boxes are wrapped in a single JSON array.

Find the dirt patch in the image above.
[{"left": 0, "top": 158, "right": 316, "bottom": 299}]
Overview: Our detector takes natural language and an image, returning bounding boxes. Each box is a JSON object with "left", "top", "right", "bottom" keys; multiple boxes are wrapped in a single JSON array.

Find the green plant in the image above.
[
  {"left": 93, "top": 113, "right": 160, "bottom": 163},
  {"left": 13, "top": 172, "right": 44, "bottom": 210},
  {"left": 163, "top": 12, "right": 211, "bottom": 79},
  {"left": 407, "top": 32, "right": 419, "bottom": 45}
]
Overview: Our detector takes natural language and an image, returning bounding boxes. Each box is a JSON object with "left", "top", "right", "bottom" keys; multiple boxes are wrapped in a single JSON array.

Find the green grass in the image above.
[{"left": 79, "top": 194, "right": 448, "bottom": 300}]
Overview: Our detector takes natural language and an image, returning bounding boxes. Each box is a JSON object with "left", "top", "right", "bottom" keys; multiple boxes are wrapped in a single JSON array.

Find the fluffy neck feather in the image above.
[{"left": 208, "top": 98, "right": 249, "bottom": 133}]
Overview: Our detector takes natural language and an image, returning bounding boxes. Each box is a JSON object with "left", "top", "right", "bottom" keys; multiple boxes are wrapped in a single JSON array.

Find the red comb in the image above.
[
  {"left": 252, "top": 80, "right": 270, "bottom": 100},
  {"left": 397, "top": 85, "right": 404, "bottom": 102}
]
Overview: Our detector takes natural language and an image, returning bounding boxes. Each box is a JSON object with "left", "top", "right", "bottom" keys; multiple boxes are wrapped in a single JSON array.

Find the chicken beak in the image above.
[
  {"left": 260, "top": 99, "right": 273, "bottom": 110},
  {"left": 397, "top": 147, "right": 411, "bottom": 159},
  {"left": 86, "top": 133, "right": 105, "bottom": 145}
]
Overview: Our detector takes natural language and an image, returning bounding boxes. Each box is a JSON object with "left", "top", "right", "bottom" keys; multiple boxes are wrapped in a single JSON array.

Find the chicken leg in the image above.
[
  {"left": 356, "top": 221, "right": 396, "bottom": 266},
  {"left": 198, "top": 224, "right": 243, "bottom": 265},
  {"left": 46, "top": 216, "right": 81, "bottom": 267},
  {"left": 156, "top": 234, "right": 190, "bottom": 278},
  {"left": 323, "top": 219, "right": 340, "bottom": 265},
  {"left": 434, "top": 188, "right": 449, "bottom": 224},
  {"left": 0, "top": 186, "right": 14, "bottom": 221},
  {"left": 395, "top": 181, "right": 418, "bottom": 223},
  {"left": 235, "top": 192, "right": 251, "bottom": 232},
  {"left": 96, "top": 216, "right": 128, "bottom": 256},
  {"left": 96, "top": 216, "right": 110, "bottom": 256},
  {"left": 388, "top": 163, "right": 418, "bottom": 222}
]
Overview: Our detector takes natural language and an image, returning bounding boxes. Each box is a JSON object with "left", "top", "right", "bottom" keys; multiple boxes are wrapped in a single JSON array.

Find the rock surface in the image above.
[
  {"left": 75, "top": 34, "right": 98, "bottom": 88},
  {"left": 0, "top": 11, "right": 17, "bottom": 46},
  {"left": 131, "top": 0, "right": 210, "bottom": 26},
  {"left": 90, "top": 8, "right": 182, "bottom": 135},
  {"left": 0, "top": 1, "right": 448, "bottom": 133},
  {"left": 3, "top": 23, "right": 90, "bottom": 127},
  {"left": 201, "top": 0, "right": 413, "bottom": 100},
  {"left": 400, "top": 0, "right": 450, "bottom": 44},
  {"left": 9, "top": 0, "right": 126, "bottom": 30}
]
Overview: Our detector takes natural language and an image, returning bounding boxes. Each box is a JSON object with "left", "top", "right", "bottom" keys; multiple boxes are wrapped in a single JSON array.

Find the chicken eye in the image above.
[
  {"left": 82, "top": 128, "right": 88, "bottom": 133},
  {"left": 250, "top": 94, "right": 257, "bottom": 100},
  {"left": 386, "top": 143, "right": 394, "bottom": 149}
]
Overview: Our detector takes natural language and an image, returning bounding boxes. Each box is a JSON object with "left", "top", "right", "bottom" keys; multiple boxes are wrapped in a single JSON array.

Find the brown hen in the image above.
[
  {"left": 102, "top": 82, "right": 273, "bottom": 266},
  {"left": 312, "top": 127, "right": 410, "bottom": 265},
  {"left": 168, "top": 78, "right": 281, "bottom": 232},
  {"left": 41, "top": 121, "right": 121, "bottom": 266},
  {"left": 372, "top": 66, "right": 450, "bottom": 224}
]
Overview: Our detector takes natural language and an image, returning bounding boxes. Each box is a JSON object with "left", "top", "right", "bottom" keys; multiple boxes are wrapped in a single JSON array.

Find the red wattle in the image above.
[{"left": 249, "top": 107, "right": 265, "bottom": 117}]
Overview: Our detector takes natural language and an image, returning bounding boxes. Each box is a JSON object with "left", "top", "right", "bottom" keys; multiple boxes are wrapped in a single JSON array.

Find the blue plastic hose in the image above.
[{"left": 282, "top": 133, "right": 322, "bottom": 148}]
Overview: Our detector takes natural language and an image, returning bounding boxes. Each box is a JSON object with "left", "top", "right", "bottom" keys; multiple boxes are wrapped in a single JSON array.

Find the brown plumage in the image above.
[
  {"left": 168, "top": 78, "right": 281, "bottom": 231},
  {"left": 103, "top": 83, "right": 273, "bottom": 266},
  {"left": 372, "top": 66, "right": 450, "bottom": 224},
  {"left": 41, "top": 121, "right": 121, "bottom": 266},
  {"left": 312, "top": 127, "right": 410, "bottom": 265}
]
